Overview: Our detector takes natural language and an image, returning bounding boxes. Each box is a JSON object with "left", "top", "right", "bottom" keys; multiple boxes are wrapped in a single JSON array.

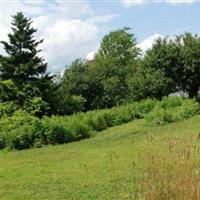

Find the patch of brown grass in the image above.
[{"left": 138, "top": 133, "right": 200, "bottom": 200}]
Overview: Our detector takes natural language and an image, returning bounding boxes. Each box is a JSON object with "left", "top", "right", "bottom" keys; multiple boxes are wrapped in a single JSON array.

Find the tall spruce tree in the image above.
[
  {"left": 0, "top": 12, "right": 51, "bottom": 116},
  {"left": 0, "top": 12, "right": 47, "bottom": 80}
]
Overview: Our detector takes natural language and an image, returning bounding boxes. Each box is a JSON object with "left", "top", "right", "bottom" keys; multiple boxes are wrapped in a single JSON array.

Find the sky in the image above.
[{"left": 0, "top": 0, "right": 200, "bottom": 73}]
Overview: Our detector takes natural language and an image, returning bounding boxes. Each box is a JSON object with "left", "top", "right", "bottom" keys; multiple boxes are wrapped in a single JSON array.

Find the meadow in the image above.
[{"left": 1, "top": 110, "right": 200, "bottom": 199}]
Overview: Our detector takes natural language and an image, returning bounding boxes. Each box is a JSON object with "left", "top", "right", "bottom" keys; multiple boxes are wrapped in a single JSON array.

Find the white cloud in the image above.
[
  {"left": 41, "top": 19, "right": 100, "bottom": 72},
  {"left": 138, "top": 33, "right": 164, "bottom": 53},
  {"left": 166, "top": 0, "right": 196, "bottom": 4},
  {"left": 86, "top": 50, "right": 97, "bottom": 61},
  {"left": 0, "top": 0, "right": 114, "bottom": 73},
  {"left": 121, "top": 0, "right": 147, "bottom": 7},
  {"left": 121, "top": 0, "right": 196, "bottom": 7}
]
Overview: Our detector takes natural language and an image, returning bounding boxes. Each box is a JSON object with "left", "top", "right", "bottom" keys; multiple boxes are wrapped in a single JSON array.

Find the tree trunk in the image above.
[{"left": 188, "top": 86, "right": 199, "bottom": 98}]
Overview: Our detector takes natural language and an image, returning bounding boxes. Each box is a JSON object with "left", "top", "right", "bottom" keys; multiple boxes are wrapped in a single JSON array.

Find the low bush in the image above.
[
  {"left": 41, "top": 116, "right": 75, "bottom": 144},
  {"left": 0, "top": 110, "right": 41, "bottom": 150},
  {"left": 160, "top": 96, "right": 183, "bottom": 109},
  {"left": 84, "top": 112, "right": 108, "bottom": 131},
  {"left": 146, "top": 98, "right": 200, "bottom": 126},
  {"left": 145, "top": 107, "right": 174, "bottom": 125},
  {"left": 0, "top": 102, "right": 18, "bottom": 118},
  {"left": 0, "top": 97, "right": 199, "bottom": 150}
]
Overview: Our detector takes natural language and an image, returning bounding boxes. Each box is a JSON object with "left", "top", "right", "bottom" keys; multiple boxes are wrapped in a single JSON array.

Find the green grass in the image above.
[{"left": 1, "top": 116, "right": 200, "bottom": 199}]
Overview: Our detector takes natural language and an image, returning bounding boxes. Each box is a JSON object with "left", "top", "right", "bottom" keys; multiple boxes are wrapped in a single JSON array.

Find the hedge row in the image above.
[
  {"left": 0, "top": 97, "right": 199, "bottom": 150},
  {"left": 146, "top": 98, "right": 200, "bottom": 125}
]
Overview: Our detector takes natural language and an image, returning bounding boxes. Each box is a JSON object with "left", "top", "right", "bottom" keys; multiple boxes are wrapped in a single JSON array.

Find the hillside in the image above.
[{"left": 1, "top": 115, "right": 200, "bottom": 200}]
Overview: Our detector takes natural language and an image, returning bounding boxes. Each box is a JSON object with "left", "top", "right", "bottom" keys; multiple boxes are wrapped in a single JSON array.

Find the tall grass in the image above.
[{"left": 138, "top": 134, "right": 200, "bottom": 200}]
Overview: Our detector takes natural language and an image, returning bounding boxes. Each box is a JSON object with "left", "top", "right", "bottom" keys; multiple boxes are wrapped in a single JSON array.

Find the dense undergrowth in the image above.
[{"left": 0, "top": 97, "right": 199, "bottom": 150}]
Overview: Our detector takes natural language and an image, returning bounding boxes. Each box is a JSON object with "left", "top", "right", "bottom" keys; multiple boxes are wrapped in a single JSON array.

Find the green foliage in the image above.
[
  {"left": 128, "top": 68, "right": 171, "bottom": 100},
  {"left": 0, "top": 101, "right": 18, "bottom": 117},
  {"left": 1, "top": 13, "right": 200, "bottom": 118},
  {"left": 0, "top": 79, "right": 18, "bottom": 102},
  {"left": 85, "top": 112, "right": 108, "bottom": 131},
  {"left": 97, "top": 27, "right": 140, "bottom": 66},
  {"left": 1, "top": 97, "right": 198, "bottom": 150},
  {"left": 0, "top": 98, "right": 156, "bottom": 150},
  {"left": 41, "top": 115, "right": 91, "bottom": 145},
  {"left": 143, "top": 33, "right": 200, "bottom": 98},
  {"left": 56, "top": 59, "right": 89, "bottom": 113},
  {"left": 0, "top": 111, "right": 41, "bottom": 150},
  {"left": 1, "top": 13, "right": 200, "bottom": 151},
  {"left": 56, "top": 94, "right": 86, "bottom": 115},
  {"left": 59, "top": 28, "right": 140, "bottom": 111},
  {"left": 160, "top": 96, "right": 183, "bottom": 109},
  {"left": 143, "top": 37, "right": 181, "bottom": 94},
  {"left": 23, "top": 97, "right": 50, "bottom": 117},
  {"left": 0, "top": 12, "right": 53, "bottom": 117},
  {"left": 88, "top": 28, "right": 140, "bottom": 108},
  {"left": 146, "top": 107, "right": 174, "bottom": 125},
  {"left": 146, "top": 98, "right": 200, "bottom": 126},
  {"left": 0, "top": 12, "right": 47, "bottom": 79},
  {"left": 70, "top": 120, "right": 92, "bottom": 140},
  {"left": 56, "top": 31, "right": 200, "bottom": 111},
  {"left": 179, "top": 33, "right": 200, "bottom": 98},
  {"left": 41, "top": 116, "right": 74, "bottom": 145}
]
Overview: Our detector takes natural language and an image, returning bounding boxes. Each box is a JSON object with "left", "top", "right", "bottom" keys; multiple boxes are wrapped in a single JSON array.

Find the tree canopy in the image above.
[{"left": 1, "top": 12, "right": 200, "bottom": 118}]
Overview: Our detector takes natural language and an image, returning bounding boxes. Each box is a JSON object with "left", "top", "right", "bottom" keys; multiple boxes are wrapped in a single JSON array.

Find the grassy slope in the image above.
[{"left": 0, "top": 116, "right": 200, "bottom": 200}]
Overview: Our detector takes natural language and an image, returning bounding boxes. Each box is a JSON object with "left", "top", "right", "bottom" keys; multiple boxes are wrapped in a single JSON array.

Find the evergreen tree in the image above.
[
  {"left": 0, "top": 12, "right": 47, "bottom": 80},
  {"left": 0, "top": 12, "right": 50, "bottom": 116}
]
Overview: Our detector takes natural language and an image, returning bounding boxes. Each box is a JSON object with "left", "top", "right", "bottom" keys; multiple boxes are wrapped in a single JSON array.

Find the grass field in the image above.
[{"left": 1, "top": 116, "right": 200, "bottom": 199}]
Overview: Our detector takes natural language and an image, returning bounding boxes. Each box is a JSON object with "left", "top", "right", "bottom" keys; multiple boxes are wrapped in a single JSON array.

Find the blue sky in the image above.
[
  {"left": 89, "top": 1, "right": 200, "bottom": 41},
  {"left": 0, "top": 0, "right": 200, "bottom": 72}
]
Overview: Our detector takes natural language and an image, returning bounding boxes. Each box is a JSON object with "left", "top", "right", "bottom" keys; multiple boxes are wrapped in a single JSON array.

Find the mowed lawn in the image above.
[{"left": 1, "top": 116, "right": 200, "bottom": 200}]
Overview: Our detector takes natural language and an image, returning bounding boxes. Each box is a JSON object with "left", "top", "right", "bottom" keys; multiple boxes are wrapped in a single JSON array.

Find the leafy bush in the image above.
[
  {"left": 0, "top": 97, "right": 199, "bottom": 150},
  {"left": 85, "top": 112, "right": 108, "bottom": 131},
  {"left": 146, "top": 98, "right": 200, "bottom": 126},
  {"left": 0, "top": 111, "right": 41, "bottom": 150},
  {"left": 160, "top": 96, "right": 183, "bottom": 109},
  {"left": 145, "top": 107, "right": 174, "bottom": 125},
  {"left": 41, "top": 116, "right": 75, "bottom": 144},
  {"left": 23, "top": 97, "right": 50, "bottom": 118},
  {"left": 70, "top": 120, "right": 91, "bottom": 139},
  {"left": 0, "top": 102, "right": 18, "bottom": 118}
]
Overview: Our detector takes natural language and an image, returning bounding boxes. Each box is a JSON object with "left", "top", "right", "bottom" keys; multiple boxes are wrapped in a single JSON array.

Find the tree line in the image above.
[{"left": 1, "top": 12, "right": 200, "bottom": 117}]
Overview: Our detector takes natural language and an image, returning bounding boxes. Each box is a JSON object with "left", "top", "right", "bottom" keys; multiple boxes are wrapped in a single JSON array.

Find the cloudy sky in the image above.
[{"left": 0, "top": 0, "right": 200, "bottom": 73}]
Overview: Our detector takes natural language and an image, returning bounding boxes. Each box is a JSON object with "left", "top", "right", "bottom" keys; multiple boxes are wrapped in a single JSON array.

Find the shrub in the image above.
[
  {"left": 145, "top": 107, "right": 174, "bottom": 126},
  {"left": 146, "top": 98, "right": 200, "bottom": 126},
  {"left": 84, "top": 112, "right": 108, "bottom": 131},
  {"left": 0, "top": 111, "right": 41, "bottom": 150},
  {"left": 46, "top": 125, "right": 66, "bottom": 144},
  {"left": 133, "top": 99, "right": 157, "bottom": 118},
  {"left": 41, "top": 116, "right": 74, "bottom": 144},
  {"left": 23, "top": 97, "right": 50, "bottom": 118},
  {"left": 160, "top": 96, "right": 183, "bottom": 109},
  {"left": 0, "top": 134, "right": 6, "bottom": 149},
  {"left": 6, "top": 126, "right": 35, "bottom": 150},
  {"left": 70, "top": 120, "right": 91, "bottom": 140},
  {"left": 0, "top": 97, "right": 199, "bottom": 150},
  {"left": 0, "top": 102, "right": 18, "bottom": 118}
]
